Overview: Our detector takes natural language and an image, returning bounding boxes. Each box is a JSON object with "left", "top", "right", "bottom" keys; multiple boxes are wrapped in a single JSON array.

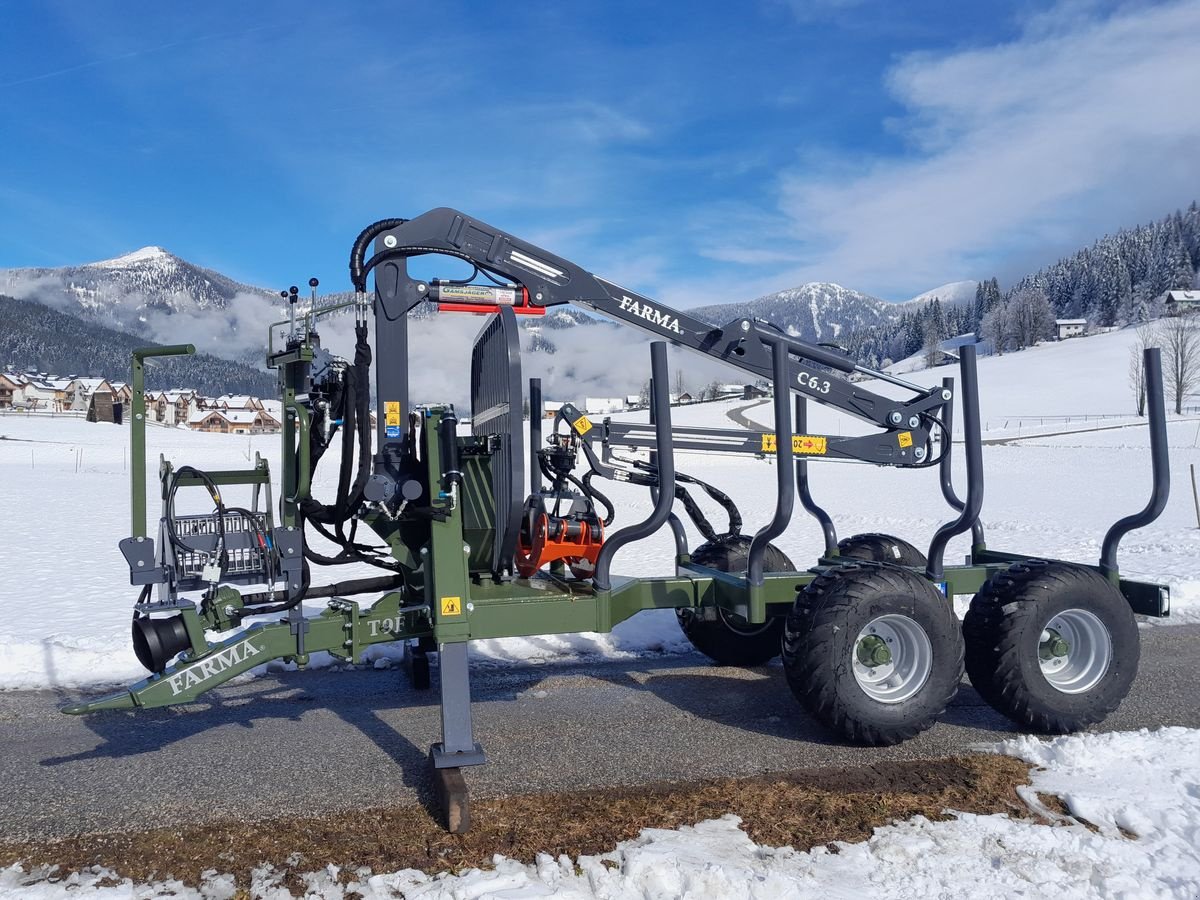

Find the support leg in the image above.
[
  {"left": 429, "top": 640, "right": 484, "bottom": 832},
  {"left": 431, "top": 641, "right": 485, "bottom": 766}
]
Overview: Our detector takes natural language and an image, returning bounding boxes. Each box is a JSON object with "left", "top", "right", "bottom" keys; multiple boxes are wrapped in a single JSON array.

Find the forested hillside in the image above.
[
  {"left": 0, "top": 294, "right": 275, "bottom": 395},
  {"left": 847, "top": 204, "right": 1200, "bottom": 367}
]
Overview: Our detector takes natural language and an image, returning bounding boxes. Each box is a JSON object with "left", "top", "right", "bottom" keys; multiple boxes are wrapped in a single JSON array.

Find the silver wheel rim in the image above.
[
  {"left": 1039, "top": 608, "right": 1112, "bottom": 694},
  {"left": 851, "top": 614, "right": 933, "bottom": 703}
]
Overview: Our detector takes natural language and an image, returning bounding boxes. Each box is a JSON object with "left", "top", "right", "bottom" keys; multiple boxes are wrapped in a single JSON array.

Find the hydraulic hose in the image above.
[{"left": 349, "top": 218, "right": 409, "bottom": 292}]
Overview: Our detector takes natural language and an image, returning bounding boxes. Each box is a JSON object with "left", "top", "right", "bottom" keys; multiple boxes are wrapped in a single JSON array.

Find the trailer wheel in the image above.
[
  {"left": 963, "top": 561, "right": 1138, "bottom": 733},
  {"left": 677, "top": 535, "right": 796, "bottom": 666},
  {"left": 837, "top": 533, "right": 927, "bottom": 567},
  {"left": 783, "top": 564, "right": 964, "bottom": 745}
]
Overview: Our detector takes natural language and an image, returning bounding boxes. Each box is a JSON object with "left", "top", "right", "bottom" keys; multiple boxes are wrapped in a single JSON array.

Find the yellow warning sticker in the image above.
[
  {"left": 440, "top": 596, "right": 462, "bottom": 616},
  {"left": 572, "top": 415, "right": 593, "bottom": 436},
  {"left": 897, "top": 431, "right": 913, "bottom": 448},
  {"left": 384, "top": 401, "right": 401, "bottom": 427},
  {"left": 761, "top": 434, "right": 828, "bottom": 455},
  {"left": 794, "top": 435, "right": 827, "bottom": 455}
]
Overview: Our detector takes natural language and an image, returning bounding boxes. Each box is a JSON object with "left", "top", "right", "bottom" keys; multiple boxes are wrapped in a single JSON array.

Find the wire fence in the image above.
[
  {"left": 0, "top": 408, "right": 85, "bottom": 418},
  {"left": 984, "top": 408, "right": 1200, "bottom": 431}
]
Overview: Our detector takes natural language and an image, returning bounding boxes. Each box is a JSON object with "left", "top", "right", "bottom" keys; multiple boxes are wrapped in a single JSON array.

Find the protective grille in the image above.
[
  {"left": 470, "top": 307, "right": 525, "bottom": 575},
  {"left": 171, "top": 511, "right": 272, "bottom": 583}
]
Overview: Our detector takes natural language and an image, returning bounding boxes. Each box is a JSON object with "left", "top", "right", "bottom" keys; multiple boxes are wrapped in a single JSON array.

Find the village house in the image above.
[
  {"left": 0, "top": 373, "right": 24, "bottom": 409},
  {"left": 19, "top": 378, "right": 62, "bottom": 410},
  {"left": 1164, "top": 290, "right": 1200, "bottom": 316},
  {"left": 66, "top": 377, "right": 113, "bottom": 411},
  {"left": 164, "top": 390, "right": 197, "bottom": 425},
  {"left": 584, "top": 397, "right": 624, "bottom": 415},
  {"left": 215, "top": 394, "right": 266, "bottom": 412},
  {"left": 148, "top": 390, "right": 170, "bottom": 424},
  {"left": 1055, "top": 319, "right": 1087, "bottom": 340},
  {"left": 109, "top": 382, "right": 134, "bottom": 406},
  {"left": 187, "top": 408, "right": 280, "bottom": 435}
]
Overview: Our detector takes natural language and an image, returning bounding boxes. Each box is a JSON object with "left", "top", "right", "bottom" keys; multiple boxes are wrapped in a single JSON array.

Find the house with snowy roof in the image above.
[
  {"left": 19, "top": 378, "right": 63, "bottom": 410},
  {"left": 188, "top": 407, "right": 280, "bottom": 435},
  {"left": 0, "top": 373, "right": 25, "bottom": 409},
  {"left": 215, "top": 394, "right": 265, "bottom": 412},
  {"left": 65, "top": 378, "right": 112, "bottom": 411},
  {"left": 1164, "top": 290, "right": 1200, "bottom": 316}
]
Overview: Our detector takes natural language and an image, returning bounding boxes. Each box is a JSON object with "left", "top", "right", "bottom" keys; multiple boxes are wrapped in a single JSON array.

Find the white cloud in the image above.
[{"left": 774, "top": 0, "right": 1200, "bottom": 295}]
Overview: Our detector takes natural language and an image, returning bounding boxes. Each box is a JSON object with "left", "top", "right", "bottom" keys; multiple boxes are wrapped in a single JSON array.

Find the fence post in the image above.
[{"left": 1191, "top": 464, "right": 1200, "bottom": 530}]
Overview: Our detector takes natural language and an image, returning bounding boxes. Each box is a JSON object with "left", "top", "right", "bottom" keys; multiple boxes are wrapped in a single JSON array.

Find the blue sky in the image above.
[{"left": 1, "top": 0, "right": 1197, "bottom": 306}]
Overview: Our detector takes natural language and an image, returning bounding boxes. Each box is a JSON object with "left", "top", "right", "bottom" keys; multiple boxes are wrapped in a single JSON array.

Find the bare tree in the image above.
[
  {"left": 980, "top": 303, "right": 1012, "bottom": 355},
  {"left": 672, "top": 368, "right": 686, "bottom": 398},
  {"left": 1008, "top": 286, "right": 1054, "bottom": 350},
  {"left": 1127, "top": 322, "right": 1158, "bottom": 416},
  {"left": 1157, "top": 313, "right": 1200, "bottom": 414},
  {"left": 922, "top": 319, "right": 942, "bottom": 368}
]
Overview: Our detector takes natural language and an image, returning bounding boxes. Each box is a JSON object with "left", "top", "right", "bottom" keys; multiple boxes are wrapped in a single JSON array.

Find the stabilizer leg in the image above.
[{"left": 429, "top": 640, "right": 484, "bottom": 833}]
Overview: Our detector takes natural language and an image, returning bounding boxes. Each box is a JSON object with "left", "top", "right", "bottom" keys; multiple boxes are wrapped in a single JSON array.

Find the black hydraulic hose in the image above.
[
  {"left": 239, "top": 560, "right": 311, "bottom": 616},
  {"left": 166, "top": 465, "right": 228, "bottom": 567},
  {"left": 563, "top": 472, "right": 596, "bottom": 517},
  {"left": 581, "top": 471, "right": 616, "bottom": 527},
  {"left": 349, "top": 218, "right": 409, "bottom": 292},
  {"left": 341, "top": 324, "right": 374, "bottom": 519},
  {"left": 240, "top": 574, "right": 403, "bottom": 607},
  {"left": 677, "top": 471, "right": 742, "bottom": 537},
  {"left": 331, "top": 355, "right": 358, "bottom": 539},
  {"left": 674, "top": 484, "right": 720, "bottom": 543}
]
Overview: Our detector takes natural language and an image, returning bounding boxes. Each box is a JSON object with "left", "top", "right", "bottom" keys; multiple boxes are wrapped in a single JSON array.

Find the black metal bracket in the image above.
[
  {"left": 1101, "top": 347, "right": 1171, "bottom": 579},
  {"left": 795, "top": 395, "right": 838, "bottom": 556},
  {"left": 593, "top": 343, "right": 676, "bottom": 591},
  {"left": 937, "top": 376, "right": 986, "bottom": 553},
  {"left": 748, "top": 339, "right": 796, "bottom": 587},
  {"left": 926, "top": 345, "right": 984, "bottom": 582}
]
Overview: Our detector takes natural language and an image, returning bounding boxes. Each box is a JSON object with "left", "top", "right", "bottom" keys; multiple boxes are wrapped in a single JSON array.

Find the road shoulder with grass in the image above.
[{"left": 1, "top": 623, "right": 1196, "bottom": 847}]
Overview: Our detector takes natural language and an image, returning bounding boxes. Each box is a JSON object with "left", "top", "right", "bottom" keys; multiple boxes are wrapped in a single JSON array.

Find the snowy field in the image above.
[
  {"left": 2, "top": 726, "right": 1197, "bottom": 898},
  {"left": 0, "top": 325, "right": 1198, "bottom": 691}
]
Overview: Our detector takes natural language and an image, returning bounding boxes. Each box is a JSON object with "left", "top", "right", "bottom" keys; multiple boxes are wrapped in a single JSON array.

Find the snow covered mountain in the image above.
[
  {"left": 905, "top": 280, "right": 977, "bottom": 307},
  {"left": 0, "top": 250, "right": 935, "bottom": 363},
  {"left": 690, "top": 282, "right": 901, "bottom": 343},
  {"left": 0, "top": 246, "right": 273, "bottom": 317}
]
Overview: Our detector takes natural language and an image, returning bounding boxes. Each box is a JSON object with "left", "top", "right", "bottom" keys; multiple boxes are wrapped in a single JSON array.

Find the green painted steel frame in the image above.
[{"left": 75, "top": 337, "right": 1167, "bottom": 718}]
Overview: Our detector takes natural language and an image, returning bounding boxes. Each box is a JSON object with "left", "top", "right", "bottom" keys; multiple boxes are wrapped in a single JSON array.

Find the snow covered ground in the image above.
[
  {"left": 3, "top": 726, "right": 1197, "bottom": 898},
  {"left": 0, "top": 325, "right": 1197, "bottom": 691}
]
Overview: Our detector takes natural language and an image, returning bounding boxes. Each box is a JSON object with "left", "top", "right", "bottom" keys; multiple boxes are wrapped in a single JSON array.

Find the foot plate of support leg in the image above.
[{"left": 430, "top": 741, "right": 485, "bottom": 769}]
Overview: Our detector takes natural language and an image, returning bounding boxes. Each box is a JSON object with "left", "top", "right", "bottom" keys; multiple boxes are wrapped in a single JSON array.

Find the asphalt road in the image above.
[{"left": 1, "top": 623, "right": 1197, "bottom": 843}]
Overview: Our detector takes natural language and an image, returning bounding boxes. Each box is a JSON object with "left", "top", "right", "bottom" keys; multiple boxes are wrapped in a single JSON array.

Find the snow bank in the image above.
[{"left": 3, "top": 727, "right": 1198, "bottom": 898}]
